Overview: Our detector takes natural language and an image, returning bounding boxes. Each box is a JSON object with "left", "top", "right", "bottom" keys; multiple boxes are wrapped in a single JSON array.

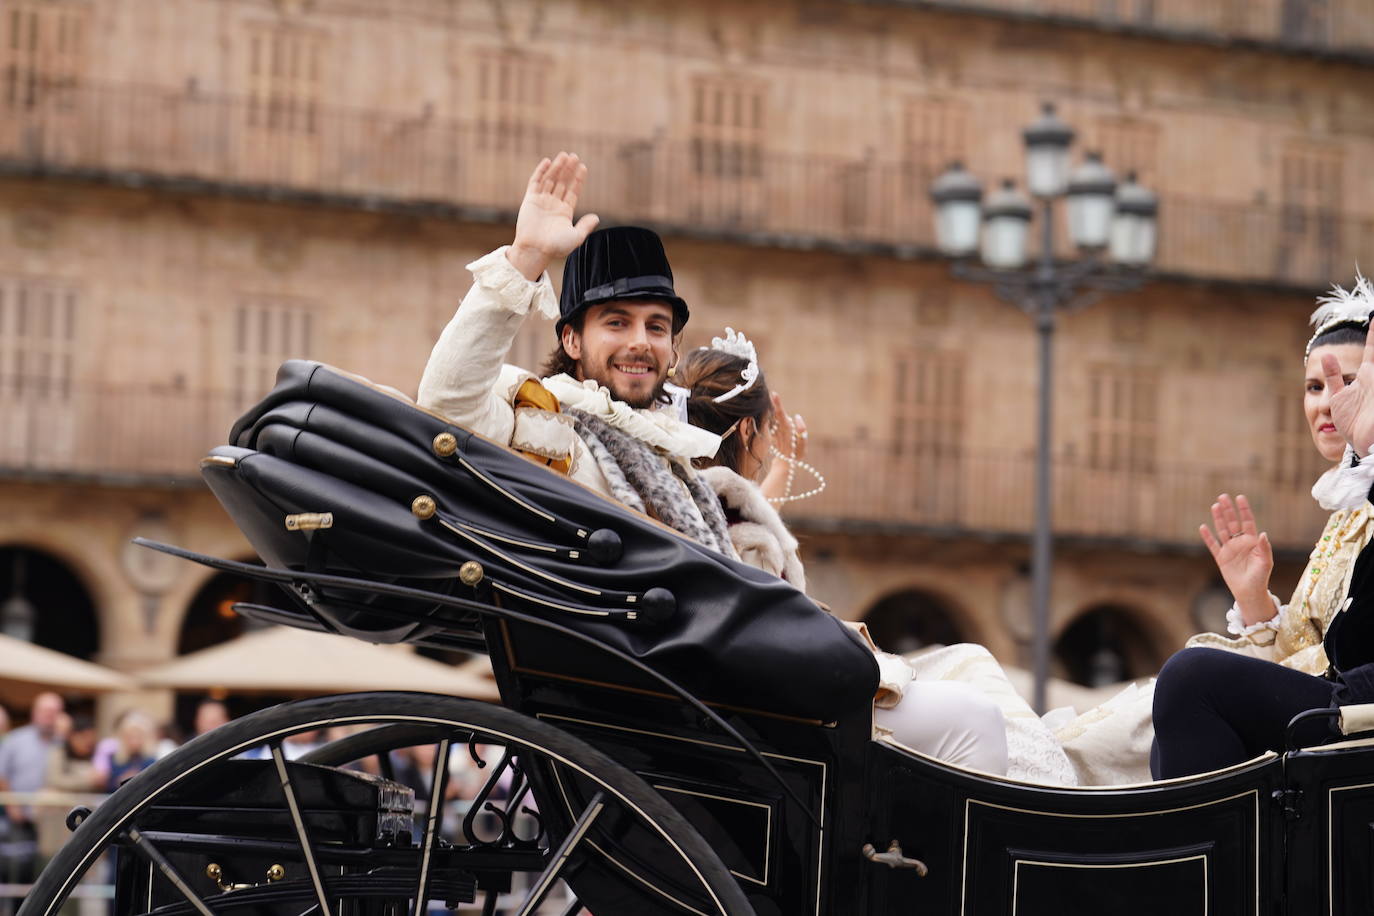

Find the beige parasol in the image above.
[
  {"left": 137, "top": 626, "right": 499, "bottom": 701},
  {"left": 0, "top": 633, "right": 139, "bottom": 708}
]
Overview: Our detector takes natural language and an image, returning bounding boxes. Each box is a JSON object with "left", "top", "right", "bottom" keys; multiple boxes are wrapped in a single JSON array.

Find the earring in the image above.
[{"left": 667, "top": 364, "right": 676, "bottom": 378}]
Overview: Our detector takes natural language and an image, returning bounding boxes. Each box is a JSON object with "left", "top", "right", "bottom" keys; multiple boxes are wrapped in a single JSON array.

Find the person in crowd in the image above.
[
  {"left": 0, "top": 692, "right": 65, "bottom": 885},
  {"left": 101, "top": 710, "right": 156, "bottom": 791},
  {"left": 35, "top": 714, "right": 100, "bottom": 866},
  {"left": 416, "top": 154, "right": 1009, "bottom": 774},
  {"left": 156, "top": 698, "right": 234, "bottom": 758},
  {"left": 1153, "top": 273, "right": 1374, "bottom": 778},
  {"left": 192, "top": 699, "right": 230, "bottom": 737},
  {"left": 1052, "top": 279, "right": 1374, "bottom": 784}
]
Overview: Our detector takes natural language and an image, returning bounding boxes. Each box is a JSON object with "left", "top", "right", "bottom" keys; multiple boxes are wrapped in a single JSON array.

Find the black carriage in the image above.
[{"left": 22, "top": 361, "right": 1374, "bottom": 915}]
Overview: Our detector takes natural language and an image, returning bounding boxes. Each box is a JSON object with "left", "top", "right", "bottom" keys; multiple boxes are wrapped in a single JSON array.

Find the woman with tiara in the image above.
[
  {"left": 671, "top": 329, "right": 1083, "bottom": 781},
  {"left": 1056, "top": 273, "right": 1374, "bottom": 783}
]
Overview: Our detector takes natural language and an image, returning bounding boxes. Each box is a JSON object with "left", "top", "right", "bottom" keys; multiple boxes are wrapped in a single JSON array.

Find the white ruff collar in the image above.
[
  {"left": 1312, "top": 446, "right": 1374, "bottom": 511},
  {"left": 541, "top": 373, "right": 722, "bottom": 459}
]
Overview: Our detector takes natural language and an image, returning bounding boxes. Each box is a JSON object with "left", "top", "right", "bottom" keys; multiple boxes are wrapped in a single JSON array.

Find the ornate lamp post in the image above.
[{"left": 929, "top": 102, "right": 1159, "bottom": 712}]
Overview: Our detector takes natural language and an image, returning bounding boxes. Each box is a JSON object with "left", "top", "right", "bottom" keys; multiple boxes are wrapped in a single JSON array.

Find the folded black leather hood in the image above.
[{"left": 205, "top": 361, "right": 878, "bottom": 721}]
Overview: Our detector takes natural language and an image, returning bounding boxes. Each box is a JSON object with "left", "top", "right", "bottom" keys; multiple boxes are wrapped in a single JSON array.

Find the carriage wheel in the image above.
[{"left": 20, "top": 692, "right": 754, "bottom": 916}]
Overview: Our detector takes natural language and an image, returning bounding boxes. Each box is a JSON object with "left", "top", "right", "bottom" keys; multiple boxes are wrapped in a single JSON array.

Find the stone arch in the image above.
[
  {"left": 0, "top": 532, "right": 115, "bottom": 620},
  {"left": 0, "top": 544, "right": 100, "bottom": 660},
  {"left": 860, "top": 585, "right": 975, "bottom": 656},
  {"left": 1053, "top": 602, "right": 1168, "bottom": 687}
]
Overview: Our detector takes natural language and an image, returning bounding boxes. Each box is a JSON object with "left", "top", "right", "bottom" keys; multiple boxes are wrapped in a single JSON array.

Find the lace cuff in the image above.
[
  {"left": 1225, "top": 592, "right": 1283, "bottom": 640},
  {"left": 466, "top": 246, "right": 559, "bottom": 320}
]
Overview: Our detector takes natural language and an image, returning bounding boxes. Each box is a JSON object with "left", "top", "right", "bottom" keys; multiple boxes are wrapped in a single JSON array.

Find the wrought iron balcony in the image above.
[
  {"left": 0, "top": 379, "right": 242, "bottom": 485},
  {"left": 857, "top": 0, "right": 1374, "bottom": 60},
  {"left": 0, "top": 81, "right": 1367, "bottom": 292}
]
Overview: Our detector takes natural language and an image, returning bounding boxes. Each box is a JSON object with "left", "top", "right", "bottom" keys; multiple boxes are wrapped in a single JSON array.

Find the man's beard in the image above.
[{"left": 578, "top": 359, "right": 667, "bottom": 409}]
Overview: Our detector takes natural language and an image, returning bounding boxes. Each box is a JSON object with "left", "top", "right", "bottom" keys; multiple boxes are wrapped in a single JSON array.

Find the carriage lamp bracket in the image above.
[{"left": 863, "top": 840, "right": 929, "bottom": 876}]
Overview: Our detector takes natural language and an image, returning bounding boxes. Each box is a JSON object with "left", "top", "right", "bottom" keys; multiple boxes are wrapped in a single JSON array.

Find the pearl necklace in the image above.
[{"left": 767, "top": 424, "right": 826, "bottom": 505}]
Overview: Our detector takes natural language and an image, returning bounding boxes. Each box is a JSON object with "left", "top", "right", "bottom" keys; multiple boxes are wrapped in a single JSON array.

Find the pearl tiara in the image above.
[{"left": 706, "top": 328, "right": 759, "bottom": 403}]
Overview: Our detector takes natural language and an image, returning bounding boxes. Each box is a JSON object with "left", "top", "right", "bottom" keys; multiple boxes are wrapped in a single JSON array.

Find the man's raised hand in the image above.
[
  {"left": 1323, "top": 315, "right": 1374, "bottom": 457},
  {"left": 506, "top": 152, "right": 601, "bottom": 282}
]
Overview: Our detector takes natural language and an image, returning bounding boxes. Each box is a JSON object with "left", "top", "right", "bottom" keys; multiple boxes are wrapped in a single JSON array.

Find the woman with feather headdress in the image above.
[
  {"left": 1055, "top": 273, "right": 1374, "bottom": 783},
  {"left": 1185, "top": 273, "right": 1374, "bottom": 675},
  {"left": 1149, "top": 273, "right": 1374, "bottom": 778}
]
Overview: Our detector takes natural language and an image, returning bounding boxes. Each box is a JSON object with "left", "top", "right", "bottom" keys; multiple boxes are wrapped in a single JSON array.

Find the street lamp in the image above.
[
  {"left": 2, "top": 552, "right": 35, "bottom": 644},
  {"left": 929, "top": 102, "right": 1159, "bottom": 713}
]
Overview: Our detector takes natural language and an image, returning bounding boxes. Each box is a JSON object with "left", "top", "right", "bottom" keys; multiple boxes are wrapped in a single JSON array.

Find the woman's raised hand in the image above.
[
  {"left": 1324, "top": 326, "right": 1374, "bottom": 457},
  {"left": 506, "top": 152, "right": 601, "bottom": 282},
  {"left": 1199, "top": 493, "right": 1275, "bottom": 626}
]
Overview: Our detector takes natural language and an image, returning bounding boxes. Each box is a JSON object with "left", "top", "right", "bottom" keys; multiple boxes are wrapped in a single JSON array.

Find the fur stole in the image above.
[
  {"left": 698, "top": 466, "right": 806, "bottom": 592},
  {"left": 541, "top": 373, "right": 721, "bottom": 459},
  {"left": 565, "top": 407, "right": 738, "bottom": 560}
]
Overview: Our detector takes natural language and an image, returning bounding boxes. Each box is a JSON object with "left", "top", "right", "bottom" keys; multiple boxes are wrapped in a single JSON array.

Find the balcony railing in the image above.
[
  {"left": 862, "top": 0, "right": 1374, "bottom": 59},
  {"left": 2, "top": 81, "right": 1369, "bottom": 291},
  {"left": 0, "top": 382, "right": 1328, "bottom": 551},
  {"left": 787, "top": 439, "right": 1328, "bottom": 551},
  {"left": 0, "top": 381, "right": 244, "bottom": 482}
]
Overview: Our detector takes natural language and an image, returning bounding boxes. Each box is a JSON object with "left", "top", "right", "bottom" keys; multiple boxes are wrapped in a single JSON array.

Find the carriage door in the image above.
[{"left": 1283, "top": 742, "right": 1374, "bottom": 915}]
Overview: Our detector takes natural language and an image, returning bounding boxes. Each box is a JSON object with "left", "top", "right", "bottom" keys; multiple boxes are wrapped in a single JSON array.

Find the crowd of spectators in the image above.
[
  {"left": 0, "top": 694, "right": 498, "bottom": 907},
  {"left": 0, "top": 692, "right": 232, "bottom": 895}
]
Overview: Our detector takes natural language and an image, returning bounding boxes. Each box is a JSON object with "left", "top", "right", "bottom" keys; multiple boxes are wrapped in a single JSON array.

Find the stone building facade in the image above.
[{"left": 2, "top": 0, "right": 1371, "bottom": 720}]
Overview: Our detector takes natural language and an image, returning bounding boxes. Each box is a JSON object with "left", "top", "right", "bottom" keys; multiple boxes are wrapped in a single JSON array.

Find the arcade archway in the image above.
[
  {"left": 861, "top": 587, "right": 969, "bottom": 656},
  {"left": 1053, "top": 604, "right": 1163, "bottom": 687},
  {"left": 173, "top": 568, "right": 300, "bottom": 732},
  {"left": 0, "top": 545, "right": 99, "bottom": 661}
]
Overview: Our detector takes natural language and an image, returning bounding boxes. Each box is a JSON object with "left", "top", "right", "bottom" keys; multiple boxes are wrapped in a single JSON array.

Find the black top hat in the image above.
[{"left": 557, "top": 226, "right": 690, "bottom": 336}]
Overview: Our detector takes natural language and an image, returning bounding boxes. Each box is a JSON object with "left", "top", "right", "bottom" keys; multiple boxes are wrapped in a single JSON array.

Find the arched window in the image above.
[
  {"left": 178, "top": 567, "right": 293, "bottom": 656},
  {"left": 1053, "top": 604, "right": 1162, "bottom": 687},
  {"left": 862, "top": 588, "right": 967, "bottom": 656},
  {"left": 172, "top": 569, "right": 303, "bottom": 735},
  {"left": 0, "top": 546, "right": 98, "bottom": 659}
]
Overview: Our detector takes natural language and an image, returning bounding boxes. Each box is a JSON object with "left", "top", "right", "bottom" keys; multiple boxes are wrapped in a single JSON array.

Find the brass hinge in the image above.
[{"left": 284, "top": 512, "right": 334, "bottom": 531}]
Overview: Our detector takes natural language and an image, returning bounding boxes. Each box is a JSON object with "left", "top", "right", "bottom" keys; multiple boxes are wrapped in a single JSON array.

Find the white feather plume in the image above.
[
  {"left": 1310, "top": 270, "right": 1374, "bottom": 330},
  {"left": 1306, "top": 270, "right": 1374, "bottom": 357}
]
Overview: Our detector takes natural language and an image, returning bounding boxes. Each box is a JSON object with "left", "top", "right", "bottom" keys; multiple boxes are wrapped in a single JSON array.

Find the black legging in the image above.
[{"left": 1151, "top": 647, "right": 1337, "bottom": 779}]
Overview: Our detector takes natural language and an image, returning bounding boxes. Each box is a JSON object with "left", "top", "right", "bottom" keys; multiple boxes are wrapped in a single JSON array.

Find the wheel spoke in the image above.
[
  {"left": 270, "top": 744, "right": 335, "bottom": 916},
  {"left": 513, "top": 791, "right": 606, "bottom": 916},
  {"left": 122, "top": 827, "right": 217, "bottom": 916},
  {"left": 411, "top": 737, "right": 453, "bottom": 916}
]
